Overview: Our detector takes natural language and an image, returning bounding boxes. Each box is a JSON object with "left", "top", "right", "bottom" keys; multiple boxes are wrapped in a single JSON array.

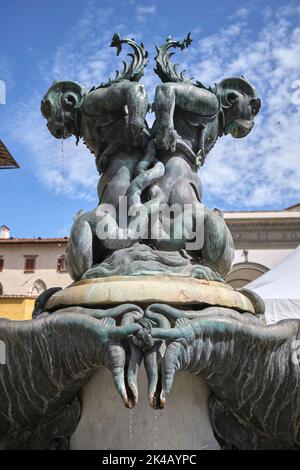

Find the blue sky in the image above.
[{"left": 1, "top": 0, "right": 300, "bottom": 237}]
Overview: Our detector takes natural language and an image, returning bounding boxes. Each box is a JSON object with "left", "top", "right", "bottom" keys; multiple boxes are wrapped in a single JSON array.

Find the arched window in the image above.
[
  {"left": 226, "top": 262, "right": 269, "bottom": 289},
  {"left": 0, "top": 282, "right": 3, "bottom": 296},
  {"left": 31, "top": 279, "right": 47, "bottom": 296}
]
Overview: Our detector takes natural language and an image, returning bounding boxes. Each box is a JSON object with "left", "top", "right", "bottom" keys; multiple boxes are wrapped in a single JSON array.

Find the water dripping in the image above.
[
  {"left": 153, "top": 411, "right": 158, "bottom": 449},
  {"left": 129, "top": 408, "right": 134, "bottom": 441},
  {"left": 57, "top": 137, "right": 66, "bottom": 235},
  {"left": 61, "top": 137, "right": 65, "bottom": 198}
]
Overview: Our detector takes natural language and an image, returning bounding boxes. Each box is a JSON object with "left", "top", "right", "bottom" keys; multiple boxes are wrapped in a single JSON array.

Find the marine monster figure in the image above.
[
  {"left": 5, "top": 31, "right": 295, "bottom": 453},
  {"left": 153, "top": 34, "right": 261, "bottom": 164},
  {"left": 41, "top": 34, "right": 164, "bottom": 280},
  {"left": 41, "top": 33, "right": 150, "bottom": 207},
  {"left": 40, "top": 33, "right": 261, "bottom": 282}
]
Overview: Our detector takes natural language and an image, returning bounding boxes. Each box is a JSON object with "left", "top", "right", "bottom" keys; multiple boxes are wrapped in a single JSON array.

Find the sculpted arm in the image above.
[
  {"left": 84, "top": 81, "right": 149, "bottom": 147},
  {"left": 153, "top": 83, "right": 178, "bottom": 151}
]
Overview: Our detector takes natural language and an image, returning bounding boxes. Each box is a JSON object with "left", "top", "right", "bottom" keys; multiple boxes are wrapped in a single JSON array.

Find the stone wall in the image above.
[{"left": 0, "top": 241, "right": 70, "bottom": 296}]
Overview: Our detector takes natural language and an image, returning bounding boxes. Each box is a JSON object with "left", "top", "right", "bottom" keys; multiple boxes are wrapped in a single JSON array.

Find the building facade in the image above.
[
  {"left": 0, "top": 204, "right": 299, "bottom": 318},
  {"left": 0, "top": 229, "right": 70, "bottom": 297},
  {"left": 0, "top": 227, "right": 69, "bottom": 319},
  {"left": 225, "top": 203, "right": 300, "bottom": 288}
]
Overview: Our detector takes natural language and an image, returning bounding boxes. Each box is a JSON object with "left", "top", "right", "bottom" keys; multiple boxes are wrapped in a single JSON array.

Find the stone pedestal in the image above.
[
  {"left": 70, "top": 366, "right": 220, "bottom": 450},
  {"left": 46, "top": 276, "right": 255, "bottom": 313}
]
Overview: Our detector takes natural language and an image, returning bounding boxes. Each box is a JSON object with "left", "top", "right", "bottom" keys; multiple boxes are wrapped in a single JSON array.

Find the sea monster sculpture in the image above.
[
  {"left": 41, "top": 34, "right": 164, "bottom": 279},
  {"left": 147, "top": 34, "right": 261, "bottom": 271},
  {"left": 153, "top": 34, "right": 261, "bottom": 161},
  {"left": 1, "top": 32, "right": 299, "bottom": 451},
  {"left": 41, "top": 34, "right": 261, "bottom": 282}
]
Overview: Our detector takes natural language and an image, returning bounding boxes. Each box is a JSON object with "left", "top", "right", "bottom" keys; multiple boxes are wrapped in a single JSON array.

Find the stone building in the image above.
[
  {"left": 225, "top": 203, "right": 300, "bottom": 288},
  {"left": 0, "top": 226, "right": 69, "bottom": 319},
  {"left": 0, "top": 203, "right": 299, "bottom": 319},
  {"left": 0, "top": 226, "right": 70, "bottom": 297}
]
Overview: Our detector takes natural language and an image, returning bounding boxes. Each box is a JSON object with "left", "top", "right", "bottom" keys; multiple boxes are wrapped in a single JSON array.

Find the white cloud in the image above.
[
  {"left": 136, "top": 5, "right": 156, "bottom": 15},
  {"left": 180, "top": 6, "right": 300, "bottom": 210},
  {"left": 136, "top": 4, "right": 156, "bottom": 22},
  {"left": 6, "top": 5, "right": 139, "bottom": 204},
  {"left": 6, "top": 2, "right": 300, "bottom": 212},
  {"left": 229, "top": 6, "right": 251, "bottom": 20},
  {"left": 0, "top": 80, "right": 6, "bottom": 104}
]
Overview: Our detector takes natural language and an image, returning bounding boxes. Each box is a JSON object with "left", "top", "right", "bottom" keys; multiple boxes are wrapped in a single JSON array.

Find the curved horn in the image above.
[
  {"left": 97, "top": 33, "right": 149, "bottom": 88},
  {"left": 154, "top": 33, "right": 193, "bottom": 84}
]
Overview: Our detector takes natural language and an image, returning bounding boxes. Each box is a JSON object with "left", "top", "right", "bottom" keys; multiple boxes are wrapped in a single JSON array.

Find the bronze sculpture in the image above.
[{"left": 1, "top": 33, "right": 299, "bottom": 451}]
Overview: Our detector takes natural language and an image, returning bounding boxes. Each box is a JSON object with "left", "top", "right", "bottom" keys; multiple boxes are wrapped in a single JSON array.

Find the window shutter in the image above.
[{"left": 24, "top": 257, "right": 36, "bottom": 273}]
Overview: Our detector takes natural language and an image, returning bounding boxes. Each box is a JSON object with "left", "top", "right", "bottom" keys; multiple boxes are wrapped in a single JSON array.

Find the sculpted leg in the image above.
[
  {"left": 97, "top": 151, "right": 139, "bottom": 206},
  {"left": 65, "top": 210, "right": 94, "bottom": 281},
  {"left": 201, "top": 207, "right": 235, "bottom": 278},
  {"left": 153, "top": 84, "right": 179, "bottom": 151}
]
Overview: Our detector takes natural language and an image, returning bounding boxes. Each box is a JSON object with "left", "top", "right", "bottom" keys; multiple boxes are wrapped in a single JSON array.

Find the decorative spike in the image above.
[
  {"left": 154, "top": 34, "right": 194, "bottom": 84},
  {"left": 96, "top": 33, "right": 149, "bottom": 88}
]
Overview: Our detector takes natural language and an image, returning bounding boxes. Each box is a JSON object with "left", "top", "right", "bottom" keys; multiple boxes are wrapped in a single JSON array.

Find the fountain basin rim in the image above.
[{"left": 45, "top": 275, "right": 255, "bottom": 314}]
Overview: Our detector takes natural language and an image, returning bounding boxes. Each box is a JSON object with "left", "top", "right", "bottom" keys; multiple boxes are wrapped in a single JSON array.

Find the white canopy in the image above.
[{"left": 246, "top": 244, "right": 300, "bottom": 324}]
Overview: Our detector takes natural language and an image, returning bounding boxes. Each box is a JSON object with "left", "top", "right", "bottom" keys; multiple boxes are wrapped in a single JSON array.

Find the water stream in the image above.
[
  {"left": 153, "top": 411, "right": 158, "bottom": 449},
  {"left": 129, "top": 408, "right": 134, "bottom": 441}
]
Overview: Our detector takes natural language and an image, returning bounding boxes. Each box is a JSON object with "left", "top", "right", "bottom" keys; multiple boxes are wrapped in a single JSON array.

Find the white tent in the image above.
[{"left": 246, "top": 245, "right": 300, "bottom": 324}]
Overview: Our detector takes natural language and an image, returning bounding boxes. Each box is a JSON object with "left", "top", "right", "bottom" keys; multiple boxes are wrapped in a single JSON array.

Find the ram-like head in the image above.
[
  {"left": 41, "top": 81, "right": 86, "bottom": 139},
  {"left": 216, "top": 77, "right": 261, "bottom": 138}
]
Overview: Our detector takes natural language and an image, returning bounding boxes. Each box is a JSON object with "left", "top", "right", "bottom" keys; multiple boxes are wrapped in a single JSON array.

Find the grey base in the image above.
[
  {"left": 81, "top": 244, "right": 224, "bottom": 282},
  {"left": 70, "top": 366, "right": 220, "bottom": 450}
]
